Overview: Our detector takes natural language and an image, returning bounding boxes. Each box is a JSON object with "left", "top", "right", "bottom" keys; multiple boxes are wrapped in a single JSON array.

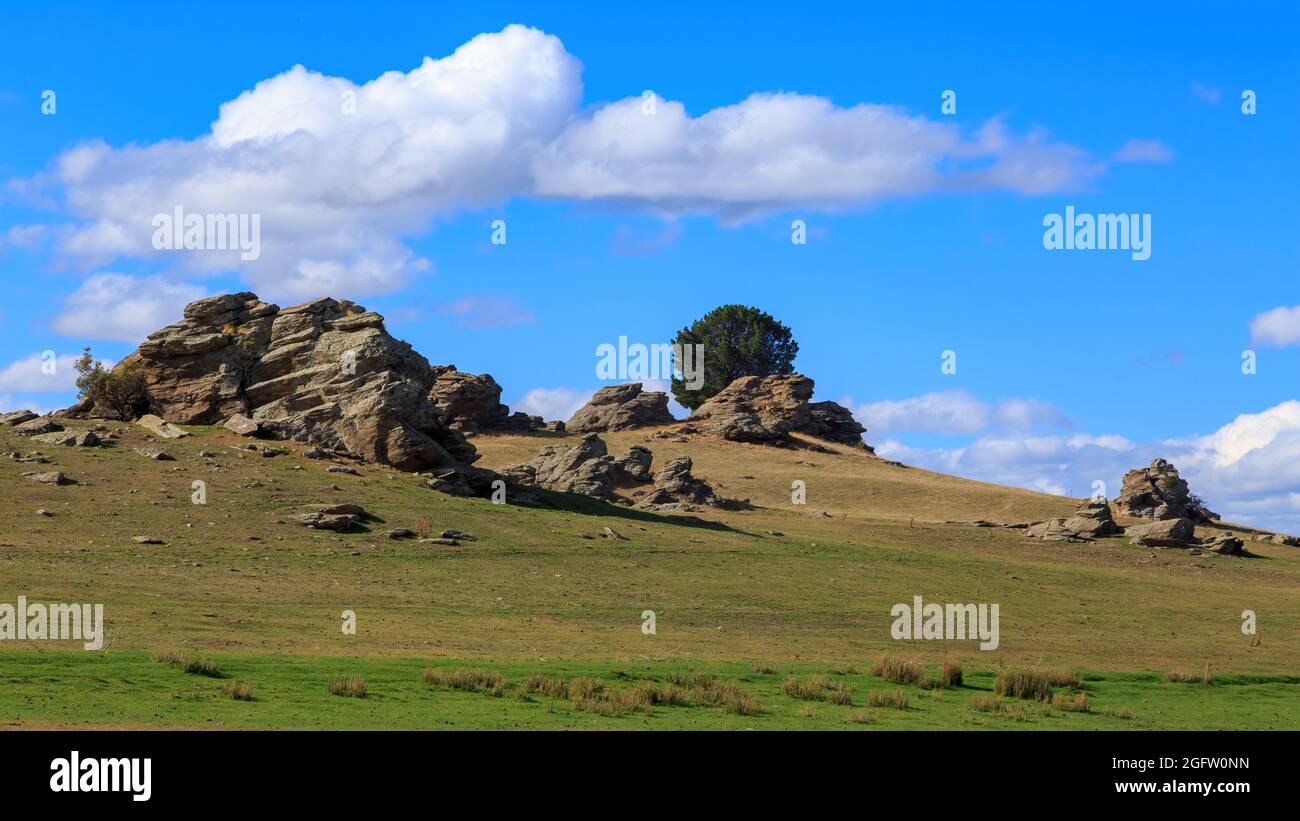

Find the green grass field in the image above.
[{"left": 2, "top": 421, "right": 1298, "bottom": 729}]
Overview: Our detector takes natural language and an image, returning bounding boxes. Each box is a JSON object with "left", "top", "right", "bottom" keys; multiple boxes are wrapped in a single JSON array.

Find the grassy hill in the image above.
[{"left": 2, "top": 421, "right": 1297, "bottom": 729}]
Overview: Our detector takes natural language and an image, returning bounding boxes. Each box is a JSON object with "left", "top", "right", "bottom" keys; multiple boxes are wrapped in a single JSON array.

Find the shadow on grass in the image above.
[{"left": 526, "top": 487, "right": 757, "bottom": 536}]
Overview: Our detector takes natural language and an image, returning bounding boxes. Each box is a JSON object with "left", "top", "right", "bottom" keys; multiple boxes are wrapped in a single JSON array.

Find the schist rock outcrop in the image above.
[
  {"left": 501, "top": 433, "right": 735, "bottom": 511},
  {"left": 566, "top": 383, "right": 675, "bottom": 432},
  {"left": 1025, "top": 499, "right": 1122, "bottom": 542},
  {"left": 686, "top": 374, "right": 870, "bottom": 451},
  {"left": 1114, "top": 458, "right": 1218, "bottom": 522},
  {"left": 63, "top": 292, "right": 495, "bottom": 492},
  {"left": 427, "top": 366, "right": 551, "bottom": 434}
]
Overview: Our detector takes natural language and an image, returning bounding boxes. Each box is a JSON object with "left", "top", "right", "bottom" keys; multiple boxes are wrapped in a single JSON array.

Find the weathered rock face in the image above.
[
  {"left": 566, "top": 384, "right": 676, "bottom": 432},
  {"left": 1, "top": 410, "right": 38, "bottom": 425},
  {"left": 1126, "top": 518, "right": 1195, "bottom": 547},
  {"left": 1026, "top": 499, "right": 1122, "bottom": 542},
  {"left": 428, "top": 366, "right": 546, "bottom": 434},
  {"left": 635, "top": 456, "right": 721, "bottom": 510},
  {"left": 69, "top": 292, "right": 492, "bottom": 489},
  {"left": 1115, "top": 459, "right": 1218, "bottom": 522},
  {"left": 686, "top": 374, "right": 868, "bottom": 449}
]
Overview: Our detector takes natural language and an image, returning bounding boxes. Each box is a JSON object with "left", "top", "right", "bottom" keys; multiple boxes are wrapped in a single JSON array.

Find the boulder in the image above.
[
  {"left": 501, "top": 434, "right": 628, "bottom": 500},
  {"left": 32, "top": 430, "right": 101, "bottom": 447},
  {"left": 13, "top": 417, "right": 62, "bottom": 436},
  {"left": 1252, "top": 533, "right": 1300, "bottom": 546},
  {"left": 137, "top": 414, "right": 189, "bottom": 439},
  {"left": 1, "top": 410, "right": 38, "bottom": 425},
  {"left": 1114, "top": 459, "right": 1217, "bottom": 522},
  {"left": 294, "top": 512, "right": 356, "bottom": 531},
  {"left": 686, "top": 374, "right": 869, "bottom": 449},
  {"left": 1126, "top": 518, "right": 1195, "bottom": 547},
  {"left": 29, "top": 471, "right": 69, "bottom": 485},
  {"left": 224, "top": 413, "right": 261, "bottom": 436},
  {"left": 566, "top": 384, "right": 676, "bottom": 432},
  {"left": 1201, "top": 534, "right": 1245, "bottom": 556},
  {"left": 613, "top": 445, "right": 654, "bottom": 482},
  {"left": 65, "top": 292, "right": 497, "bottom": 496},
  {"left": 135, "top": 447, "right": 174, "bottom": 461}
]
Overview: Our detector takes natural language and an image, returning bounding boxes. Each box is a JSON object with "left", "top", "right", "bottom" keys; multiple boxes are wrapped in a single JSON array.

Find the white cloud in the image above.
[
  {"left": 1249, "top": 305, "right": 1300, "bottom": 348},
  {"left": 41, "top": 25, "right": 582, "bottom": 301},
  {"left": 27, "top": 26, "right": 1102, "bottom": 297},
  {"left": 52, "top": 273, "right": 204, "bottom": 342},
  {"left": 437, "top": 294, "right": 537, "bottom": 329},
  {"left": 847, "top": 390, "right": 1069, "bottom": 435},
  {"left": 1113, "top": 138, "right": 1173, "bottom": 163},
  {"left": 514, "top": 387, "right": 592, "bottom": 422},
  {"left": 1190, "top": 82, "right": 1222, "bottom": 104},
  {"left": 0, "top": 351, "right": 110, "bottom": 392},
  {"left": 533, "top": 96, "right": 1099, "bottom": 222},
  {"left": 877, "top": 399, "right": 1300, "bottom": 533}
]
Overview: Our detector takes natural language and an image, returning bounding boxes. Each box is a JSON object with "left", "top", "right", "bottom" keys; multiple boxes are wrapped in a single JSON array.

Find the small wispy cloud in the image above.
[
  {"left": 1249, "top": 305, "right": 1300, "bottom": 348},
  {"left": 1190, "top": 82, "right": 1221, "bottom": 104},
  {"left": 436, "top": 294, "right": 537, "bottom": 329},
  {"left": 1114, "top": 138, "right": 1173, "bottom": 164}
]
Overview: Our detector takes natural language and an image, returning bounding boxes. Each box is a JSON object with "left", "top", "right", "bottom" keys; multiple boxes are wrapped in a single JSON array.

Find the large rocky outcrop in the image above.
[
  {"left": 1115, "top": 459, "right": 1218, "bottom": 522},
  {"left": 566, "top": 383, "right": 676, "bottom": 432},
  {"left": 428, "top": 366, "right": 549, "bottom": 434},
  {"left": 66, "top": 292, "right": 493, "bottom": 491},
  {"left": 686, "top": 374, "right": 869, "bottom": 449}
]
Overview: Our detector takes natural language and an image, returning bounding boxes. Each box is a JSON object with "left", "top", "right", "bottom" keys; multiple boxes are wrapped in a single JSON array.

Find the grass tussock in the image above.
[
  {"left": 866, "top": 688, "right": 909, "bottom": 710},
  {"left": 782, "top": 675, "right": 852, "bottom": 705},
  {"left": 1052, "top": 691, "right": 1090, "bottom": 712},
  {"left": 994, "top": 669, "right": 1053, "bottom": 701},
  {"left": 222, "top": 681, "right": 253, "bottom": 701},
  {"left": 939, "top": 659, "right": 964, "bottom": 688},
  {"left": 751, "top": 664, "right": 776, "bottom": 675},
  {"left": 849, "top": 710, "right": 876, "bottom": 724},
  {"left": 327, "top": 676, "right": 367, "bottom": 698},
  {"left": 1167, "top": 664, "right": 1213, "bottom": 685},
  {"left": 969, "top": 693, "right": 1030, "bottom": 721},
  {"left": 524, "top": 671, "right": 762, "bottom": 717},
  {"left": 1101, "top": 705, "right": 1137, "bottom": 721},
  {"left": 153, "top": 651, "right": 220, "bottom": 677},
  {"left": 421, "top": 668, "right": 506, "bottom": 697},
  {"left": 871, "top": 655, "right": 923, "bottom": 685}
]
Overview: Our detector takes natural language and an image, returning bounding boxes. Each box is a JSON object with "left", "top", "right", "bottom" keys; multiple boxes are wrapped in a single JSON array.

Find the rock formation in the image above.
[
  {"left": 1114, "top": 459, "right": 1217, "bottom": 522},
  {"left": 428, "top": 366, "right": 547, "bottom": 434},
  {"left": 501, "top": 433, "right": 732, "bottom": 510},
  {"left": 566, "top": 383, "right": 676, "bottom": 432},
  {"left": 686, "top": 374, "right": 869, "bottom": 449},
  {"left": 64, "top": 292, "right": 494, "bottom": 493},
  {"left": 1025, "top": 499, "right": 1122, "bottom": 542}
]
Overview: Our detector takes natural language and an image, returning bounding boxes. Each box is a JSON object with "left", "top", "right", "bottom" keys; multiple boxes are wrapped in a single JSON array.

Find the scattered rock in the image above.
[
  {"left": 500, "top": 434, "right": 631, "bottom": 500},
  {"left": 386, "top": 529, "right": 415, "bottom": 539},
  {"left": 440, "top": 529, "right": 474, "bottom": 541},
  {"left": 223, "top": 413, "right": 261, "bottom": 436},
  {"left": 136, "top": 447, "right": 175, "bottom": 461},
  {"left": 600, "top": 526, "right": 627, "bottom": 540},
  {"left": 133, "top": 536, "right": 164, "bottom": 544},
  {"left": 294, "top": 512, "right": 356, "bottom": 531},
  {"left": 8, "top": 451, "right": 49, "bottom": 464},
  {"left": 136, "top": 414, "right": 190, "bottom": 439},
  {"left": 566, "top": 383, "right": 675, "bottom": 432},
  {"left": 319, "top": 503, "right": 366, "bottom": 516},
  {"left": 1252, "top": 532, "right": 1300, "bottom": 546},
  {"left": 1201, "top": 534, "right": 1245, "bottom": 556},
  {"left": 36, "top": 508, "right": 52, "bottom": 517},
  {"left": 420, "top": 537, "right": 460, "bottom": 546},
  {"left": 636, "top": 456, "right": 724, "bottom": 510},
  {"left": 327, "top": 464, "right": 360, "bottom": 476},
  {"left": 1115, "top": 458, "right": 1218, "bottom": 522},
  {"left": 303, "top": 448, "right": 328, "bottom": 459},
  {"left": 29, "top": 471, "right": 69, "bottom": 485}
]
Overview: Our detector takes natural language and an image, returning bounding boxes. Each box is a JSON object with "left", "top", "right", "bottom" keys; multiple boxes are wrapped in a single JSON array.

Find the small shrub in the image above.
[
  {"left": 872, "top": 655, "right": 922, "bottom": 685},
  {"left": 74, "top": 348, "right": 148, "bottom": 421},
  {"left": 994, "top": 669, "right": 1052, "bottom": 701},
  {"left": 222, "top": 681, "right": 253, "bottom": 701},
  {"left": 866, "top": 688, "right": 909, "bottom": 710},
  {"left": 328, "top": 676, "right": 367, "bottom": 698}
]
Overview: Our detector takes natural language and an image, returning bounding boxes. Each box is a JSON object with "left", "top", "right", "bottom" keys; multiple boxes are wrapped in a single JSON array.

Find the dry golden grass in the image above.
[
  {"left": 421, "top": 668, "right": 506, "bottom": 696},
  {"left": 994, "top": 669, "right": 1053, "bottom": 701},
  {"left": 872, "top": 655, "right": 923, "bottom": 685},
  {"left": 866, "top": 688, "right": 909, "bottom": 710},
  {"left": 328, "top": 676, "right": 367, "bottom": 698},
  {"left": 939, "top": 659, "right": 964, "bottom": 688},
  {"left": 222, "top": 681, "right": 253, "bottom": 701},
  {"left": 1052, "top": 692, "right": 1090, "bottom": 712}
]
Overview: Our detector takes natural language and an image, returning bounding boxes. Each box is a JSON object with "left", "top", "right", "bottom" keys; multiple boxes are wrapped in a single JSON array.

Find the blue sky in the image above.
[{"left": 2, "top": 2, "right": 1299, "bottom": 528}]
